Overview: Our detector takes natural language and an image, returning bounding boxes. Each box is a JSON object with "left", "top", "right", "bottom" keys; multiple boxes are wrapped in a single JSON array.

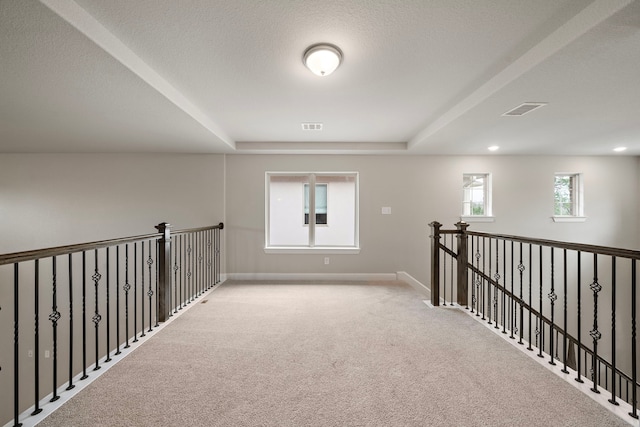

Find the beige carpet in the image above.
[{"left": 38, "top": 280, "right": 628, "bottom": 426}]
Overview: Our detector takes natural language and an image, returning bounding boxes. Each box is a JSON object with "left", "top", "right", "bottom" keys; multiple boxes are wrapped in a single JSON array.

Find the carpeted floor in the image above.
[{"left": 37, "top": 280, "right": 629, "bottom": 426}]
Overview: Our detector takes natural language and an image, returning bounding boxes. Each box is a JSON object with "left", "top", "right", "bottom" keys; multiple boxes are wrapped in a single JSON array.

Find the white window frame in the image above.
[
  {"left": 461, "top": 173, "right": 494, "bottom": 223},
  {"left": 265, "top": 172, "right": 360, "bottom": 254},
  {"left": 553, "top": 173, "right": 586, "bottom": 222}
]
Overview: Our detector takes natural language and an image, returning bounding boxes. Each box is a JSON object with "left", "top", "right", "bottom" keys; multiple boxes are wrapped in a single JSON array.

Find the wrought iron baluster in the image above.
[
  {"left": 518, "top": 243, "right": 525, "bottom": 345},
  {"left": 481, "top": 237, "right": 486, "bottom": 320},
  {"left": 140, "top": 243, "right": 145, "bottom": 338},
  {"left": 173, "top": 237, "right": 179, "bottom": 314},
  {"left": 124, "top": 244, "right": 131, "bottom": 349},
  {"left": 133, "top": 242, "right": 138, "bottom": 343},
  {"left": 450, "top": 234, "right": 454, "bottom": 305},
  {"left": 443, "top": 235, "right": 448, "bottom": 306},
  {"left": 538, "top": 246, "right": 544, "bottom": 358},
  {"left": 631, "top": 259, "right": 638, "bottom": 418},
  {"left": 509, "top": 240, "right": 514, "bottom": 339},
  {"left": 32, "top": 259, "right": 42, "bottom": 415},
  {"left": 115, "top": 246, "right": 121, "bottom": 356},
  {"left": 561, "top": 249, "right": 569, "bottom": 374},
  {"left": 13, "top": 263, "right": 21, "bottom": 427},
  {"left": 548, "top": 247, "right": 557, "bottom": 366},
  {"left": 67, "top": 253, "right": 76, "bottom": 389},
  {"left": 488, "top": 238, "right": 492, "bottom": 325},
  {"left": 609, "top": 257, "right": 618, "bottom": 406},
  {"left": 207, "top": 231, "right": 213, "bottom": 290},
  {"left": 154, "top": 239, "right": 159, "bottom": 328},
  {"left": 50, "top": 256, "right": 61, "bottom": 401},
  {"left": 188, "top": 235, "right": 193, "bottom": 303},
  {"left": 590, "top": 253, "right": 601, "bottom": 394},
  {"left": 105, "top": 247, "right": 111, "bottom": 363},
  {"left": 527, "top": 244, "right": 533, "bottom": 351},
  {"left": 147, "top": 240, "right": 154, "bottom": 332},
  {"left": 576, "top": 251, "right": 583, "bottom": 383},
  {"left": 471, "top": 236, "right": 477, "bottom": 314},
  {"left": 501, "top": 239, "right": 506, "bottom": 334},
  {"left": 494, "top": 239, "right": 500, "bottom": 330},
  {"left": 81, "top": 251, "right": 88, "bottom": 380},
  {"left": 92, "top": 249, "right": 102, "bottom": 371}
]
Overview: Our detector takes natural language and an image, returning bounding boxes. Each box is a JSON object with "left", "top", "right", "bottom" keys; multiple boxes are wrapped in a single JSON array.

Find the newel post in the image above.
[
  {"left": 155, "top": 222, "right": 172, "bottom": 322},
  {"left": 455, "top": 221, "right": 469, "bottom": 306},
  {"left": 429, "top": 221, "right": 442, "bottom": 306}
]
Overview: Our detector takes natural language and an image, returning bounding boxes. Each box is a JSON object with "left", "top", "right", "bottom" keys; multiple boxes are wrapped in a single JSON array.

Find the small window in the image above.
[
  {"left": 462, "top": 173, "right": 492, "bottom": 221},
  {"left": 554, "top": 173, "right": 584, "bottom": 220}
]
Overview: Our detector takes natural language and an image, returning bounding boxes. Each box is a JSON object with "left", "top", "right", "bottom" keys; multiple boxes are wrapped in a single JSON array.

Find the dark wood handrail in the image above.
[
  {"left": 0, "top": 223, "right": 223, "bottom": 266},
  {"left": 468, "top": 230, "right": 640, "bottom": 260}
]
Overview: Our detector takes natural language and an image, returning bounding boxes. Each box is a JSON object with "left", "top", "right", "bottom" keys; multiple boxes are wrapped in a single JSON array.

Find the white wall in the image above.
[
  {"left": 225, "top": 155, "right": 639, "bottom": 285},
  {"left": 0, "top": 154, "right": 226, "bottom": 253}
]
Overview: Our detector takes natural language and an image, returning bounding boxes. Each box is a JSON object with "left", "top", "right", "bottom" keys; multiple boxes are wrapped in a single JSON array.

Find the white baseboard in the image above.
[
  {"left": 226, "top": 272, "right": 397, "bottom": 282},
  {"left": 396, "top": 271, "right": 431, "bottom": 297}
]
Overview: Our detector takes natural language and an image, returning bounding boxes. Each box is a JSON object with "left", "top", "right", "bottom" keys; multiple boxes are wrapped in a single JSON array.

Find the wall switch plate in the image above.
[
  {"left": 324, "top": 257, "right": 330, "bottom": 265},
  {"left": 381, "top": 207, "right": 392, "bottom": 215},
  {"left": 44, "top": 350, "right": 50, "bottom": 358},
  {"left": 28, "top": 350, "right": 33, "bottom": 358}
]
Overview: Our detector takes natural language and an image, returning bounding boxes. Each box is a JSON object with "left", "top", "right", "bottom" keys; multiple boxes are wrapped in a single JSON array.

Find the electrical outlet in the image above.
[
  {"left": 44, "top": 350, "right": 50, "bottom": 358},
  {"left": 28, "top": 350, "right": 33, "bottom": 358},
  {"left": 324, "top": 257, "right": 330, "bottom": 265},
  {"left": 381, "top": 207, "right": 392, "bottom": 215}
]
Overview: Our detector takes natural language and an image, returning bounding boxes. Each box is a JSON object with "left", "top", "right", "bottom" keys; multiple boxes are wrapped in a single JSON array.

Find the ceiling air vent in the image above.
[
  {"left": 301, "top": 122, "right": 323, "bottom": 131},
  {"left": 502, "top": 102, "right": 547, "bottom": 117}
]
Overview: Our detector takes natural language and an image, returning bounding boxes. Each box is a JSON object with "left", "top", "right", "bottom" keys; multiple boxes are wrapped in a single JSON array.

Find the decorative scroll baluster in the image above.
[
  {"left": 140, "top": 243, "right": 145, "bottom": 338},
  {"left": 187, "top": 236, "right": 193, "bottom": 303},
  {"left": 32, "top": 259, "right": 42, "bottom": 415},
  {"left": 207, "top": 234, "right": 213, "bottom": 291},
  {"left": 105, "top": 247, "right": 111, "bottom": 363},
  {"left": 590, "top": 253, "right": 602, "bottom": 394},
  {"left": 92, "top": 249, "right": 102, "bottom": 371},
  {"left": 482, "top": 237, "right": 486, "bottom": 321},
  {"left": 147, "top": 240, "right": 154, "bottom": 332},
  {"left": 518, "top": 243, "right": 525, "bottom": 345},
  {"left": 154, "top": 240, "right": 159, "bottom": 328},
  {"left": 501, "top": 239, "right": 506, "bottom": 334},
  {"left": 50, "top": 256, "right": 61, "bottom": 402},
  {"left": 471, "top": 237, "right": 477, "bottom": 314},
  {"left": 609, "top": 257, "right": 618, "bottom": 406},
  {"left": 509, "top": 241, "right": 514, "bottom": 339},
  {"left": 198, "top": 232, "right": 203, "bottom": 297},
  {"left": 67, "top": 253, "right": 76, "bottom": 389},
  {"left": 124, "top": 245, "right": 131, "bottom": 348},
  {"left": 548, "top": 247, "right": 557, "bottom": 366},
  {"left": 115, "top": 247, "right": 121, "bottom": 356}
]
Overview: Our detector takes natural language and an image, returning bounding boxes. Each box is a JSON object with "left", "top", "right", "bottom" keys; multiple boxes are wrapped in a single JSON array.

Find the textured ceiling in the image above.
[{"left": 0, "top": 0, "right": 638, "bottom": 155}]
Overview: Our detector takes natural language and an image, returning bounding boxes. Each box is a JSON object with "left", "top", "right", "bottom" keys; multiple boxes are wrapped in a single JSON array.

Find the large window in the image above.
[
  {"left": 266, "top": 172, "right": 359, "bottom": 252},
  {"left": 462, "top": 173, "right": 492, "bottom": 221},
  {"left": 554, "top": 173, "right": 584, "bottom": 219}
]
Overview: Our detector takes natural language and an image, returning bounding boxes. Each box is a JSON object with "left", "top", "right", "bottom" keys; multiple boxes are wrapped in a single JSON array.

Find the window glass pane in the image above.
[
  {"left": 463, "top": 174, "right": 486, "bottom": 216},
  {"left": 268, "top": 174, "right": 309, "bottom": 246},
  {"left": 315, "top": 174, "right": 356, "bottom": 247},
  {"left": 304, "top": 184, "right": 328, "bottom": 224},
  {"left": 554, "top": 175, "right": 575, "bottom": 216}
]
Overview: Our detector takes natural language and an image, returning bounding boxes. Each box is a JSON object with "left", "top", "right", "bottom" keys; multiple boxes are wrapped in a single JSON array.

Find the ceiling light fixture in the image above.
[
  {"left": 488, "top": 145, "right": 500, "bottom": 151},
  {"left": 613, "top": 146, "right": 627, "bottom": 152},
  {"left": 303, "top": 43, "right": 343, "bottom": 76}
]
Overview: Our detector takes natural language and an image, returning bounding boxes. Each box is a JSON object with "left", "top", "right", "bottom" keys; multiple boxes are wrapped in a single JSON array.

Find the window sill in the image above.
[
  {"left": 460, "top": 216, "right": 495, "bottom": 223},
  {"left": 552, "top": 216, "right": 587, "bottom": 223},
  {"left": 264, "top": 247, "right": 361, "bottom": 255}
]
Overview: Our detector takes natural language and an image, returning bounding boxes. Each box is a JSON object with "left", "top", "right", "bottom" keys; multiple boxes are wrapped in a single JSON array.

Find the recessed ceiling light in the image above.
[
  {"left": 613, "top": 146, "right": 627, "bottom": 152},
  {"left": 488, "top": 145, "right": 500, "bottom": 151},
  {"left": 303, "top": 44, "right": 343, "bottom": 76}
]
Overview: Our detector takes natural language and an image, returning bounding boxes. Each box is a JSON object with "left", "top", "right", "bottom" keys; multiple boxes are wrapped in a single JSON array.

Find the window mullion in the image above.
[{"left": 309, "top": 173, "right": 316, "bottom": 247}]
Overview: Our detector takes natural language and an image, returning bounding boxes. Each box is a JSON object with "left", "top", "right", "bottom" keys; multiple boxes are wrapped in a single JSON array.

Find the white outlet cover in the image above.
[{"left": 381, "top": 207, "right": 392, "bottom": 215}]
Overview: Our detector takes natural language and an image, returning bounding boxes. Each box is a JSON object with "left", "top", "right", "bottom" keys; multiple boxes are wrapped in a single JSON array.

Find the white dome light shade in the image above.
[{"left": 303, "top": 44, "right": 343, "bottom": 76}]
